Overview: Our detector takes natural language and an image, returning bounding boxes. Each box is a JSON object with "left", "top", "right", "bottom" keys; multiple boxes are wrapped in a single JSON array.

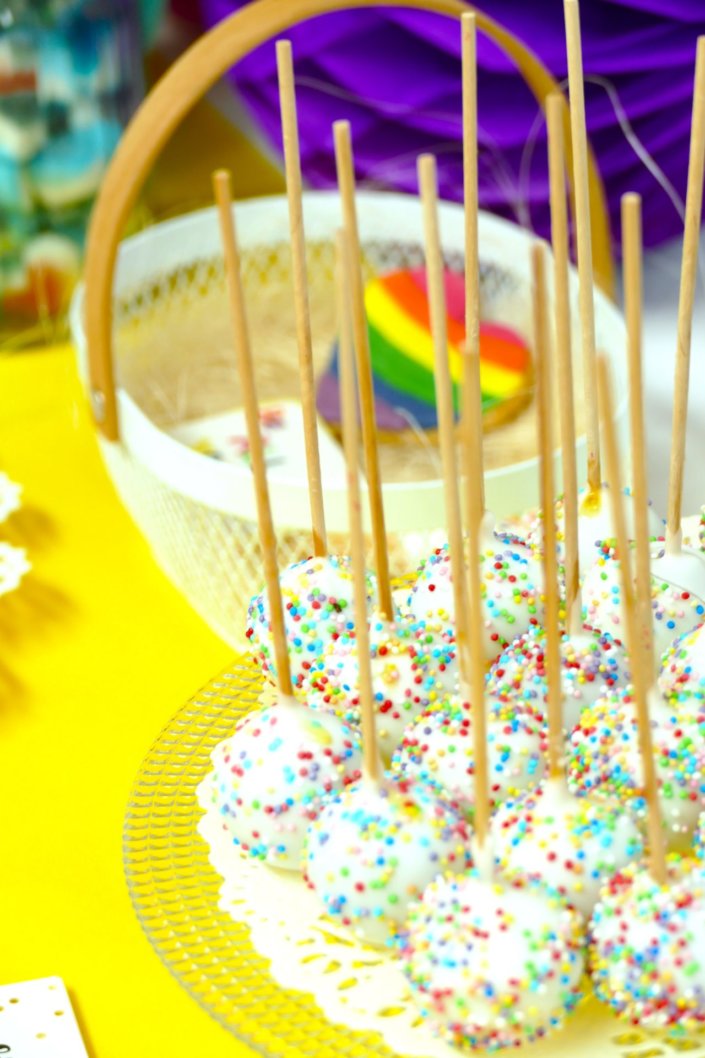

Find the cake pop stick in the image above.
[
  {"left": 418, "top": 154, "right": 471, "bottom": 685},
  {"left": 532, "top": 241, "right": 563, "bottom": 779},
  {"left": 547, "top": 93, "right": 580, "bottom": 635},
  {"left": 276, "top": 40, "right": 327, "bottom": 557},
  {"left": 598, "top": 356, "right": 667, "bottom": 883},
  {"left": 622, "top": 192, "right": 655, "bottom": 676},
  {"left": 667, "top": 37, "right": 705, "bottom": 551},
  {"left": 214, "top": 169, "right": 293, "bottom": 697},
  {"left": 461, "top": 11, "right": 485, "bottom": 521},
  {"left": 333, "top": 120, "right": 392, "bottom": 618},
  {"left": 563, "top": 0, "right": 600, "bottom": 495},
  {"left": 420, "top": 152, "right": 491, "bottom": 869},
  {"left": 335, "top": 227, "right": 381, "bottom": 785}
]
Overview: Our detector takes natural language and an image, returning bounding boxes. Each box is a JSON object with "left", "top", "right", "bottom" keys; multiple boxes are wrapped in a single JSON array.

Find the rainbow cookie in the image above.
[{"left": 316, "top": 267, "right": 533, "bottom": 435}]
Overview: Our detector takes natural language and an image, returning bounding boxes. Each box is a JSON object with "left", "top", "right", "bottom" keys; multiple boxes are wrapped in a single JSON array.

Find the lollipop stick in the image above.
[
  {"left": 336, "top": 228, "right": 381, "bottom": 784},
  {"left": 547, "top": 93, "right": 580, "bottom": 636},
  {"left": 334, "top": 121, "right": 393, "bottom": 618},
  {"left": 214, "top": 169, "right": 293, "bottom": 697},
  {"left": 622, "top": 193, "right": 655, "bottom": 677},
  {"left": 667, "top": 36, "right": 705, "bottom": 549},
  {"left": 418, "top": 154, "right": 469, "bottom": 669},
  {"left": 276, "top": 40, "right": 327, "bottom": 557},
  {"left": 419, "top": 153, "right": 490, "bottom": 853},
  {"left": 564, "top": 0, "right": 600, "bottom": 494},
  {"left": 598, "top": 357, "right": 667, "bottom": 885},
  {"left": 532, "top": 242, "right": 563, "bottom": 779},
  {"left": 461, "top": 12, "right": 485, "bottom": 520}
]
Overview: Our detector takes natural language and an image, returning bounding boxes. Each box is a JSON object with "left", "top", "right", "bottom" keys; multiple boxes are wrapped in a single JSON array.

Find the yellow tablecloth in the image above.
[{"left": 0, "top": 344, "right": 255, "bottom": 1056}]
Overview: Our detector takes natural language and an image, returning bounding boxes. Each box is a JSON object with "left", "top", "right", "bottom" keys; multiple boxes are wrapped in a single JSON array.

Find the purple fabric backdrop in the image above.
[{"left": 200, "top": 0, "right": 705, "bottom": 251}]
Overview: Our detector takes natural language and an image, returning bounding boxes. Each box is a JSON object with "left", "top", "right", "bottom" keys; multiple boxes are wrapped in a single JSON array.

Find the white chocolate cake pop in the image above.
[
  {"left": 392, "top": 696, "right": 546, "bottom": 817},
  {"left": 659, "top": 623, "right": 705, "bottom": 704},
  {"left": 493, "top": 778, "right": 644, "bottom": 917},
  {"left": 582, "top": 540, "right": 705, "bottom": 658},
  {"left": 246, "top": 555, "right": 376, "bottom": 691},
  {"left": 304, "top": 773, "right": 471, "bottom": 946},
  {"left": 589, "top": 857, "right": 705, "bottom": 1031},
  {"left": 307, "top": 612, "right": 440, "bottom": 761},
  {"left": 487, "top": 626, "right": 628, "bottom": 731},
  {"left": 526, "top": 485, "right": 663, "bottom": 573},
  {"left": 398, "top": 872, "right": 586, "bottom": 1050},
  {"left": 568, "top": 685, "right": 705, "bottom": 844},
  {"left": 204, "top": 699, "right": 362, "bottom": 870},
  {"left": 406, "top": 527, "right": 544, "bottom": 664}
]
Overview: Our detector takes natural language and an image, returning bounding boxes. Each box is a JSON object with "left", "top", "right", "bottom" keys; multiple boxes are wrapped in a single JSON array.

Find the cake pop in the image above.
[
  {"left": 392, "top": 695, "right": 546, "bottom": 817},
  {"left": 659, "top": 622, "right": 705, "bottom": 704},
  {"left": 487, "top": 625, "right": 628, "bottom": 731}
]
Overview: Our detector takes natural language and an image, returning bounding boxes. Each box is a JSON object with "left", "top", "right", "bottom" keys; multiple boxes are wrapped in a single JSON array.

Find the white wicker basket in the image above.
[{"left": 71, "top": 188, "right": 628, "bottom": 650}]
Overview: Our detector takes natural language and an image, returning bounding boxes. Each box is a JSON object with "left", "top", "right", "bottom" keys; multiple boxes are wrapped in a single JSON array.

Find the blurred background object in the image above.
[
  {"left": 0, "top": 0, "right": 147, "bottom": 347},
  {"left": 197, "top": 0, "right": 705, "bottom": 255}
]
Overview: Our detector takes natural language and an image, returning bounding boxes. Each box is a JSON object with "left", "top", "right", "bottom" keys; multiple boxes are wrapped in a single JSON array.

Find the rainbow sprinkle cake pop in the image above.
[
  {"left": 568, "top": 685, "right": 705, "bottom": 845},
  {"left": 246, "top": 554, "right": 376, "bottom": 692},
  {"left": 392, "top": 696, "right": 546, "bottom": 818},
  {"left": 581, "top": 540, "right": 705, "bottom": 658},
  {"left": 306, "top": 611, "right": 439, "bottom": 761},
  {"left": 487, "top": 626, "right": 628, "bottom": 731},
  {"left": 204, "top": 700, "right": 362, "bottom": 870},
  {"left": 304, "top": 771, "right": 472, "bottom": 945},
  {"left": 493, "top": 781, "right": 643, "bottom": 918},
  {"left": 589, "top": 857, "right": 705, "bottom": 1031},
  {"left": 406, "top": 527, "right": 544, "bottom": 664},
  {"left": 399, "top": 871, "right": 586, "bottom": 1049}
]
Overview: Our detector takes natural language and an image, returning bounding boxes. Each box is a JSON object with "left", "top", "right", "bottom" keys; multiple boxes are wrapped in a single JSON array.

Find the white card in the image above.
[
  {"left": 169, "top": 399, "right": 348, "bottom": 486},
  {"left": 0, "top": 977, "right": 89, "bottom": 1058}
]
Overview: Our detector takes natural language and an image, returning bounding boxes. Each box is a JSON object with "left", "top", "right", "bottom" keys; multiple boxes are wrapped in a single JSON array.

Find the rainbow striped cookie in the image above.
[{"left": 317, "top": 267, "right": 533, "bottom": 434}]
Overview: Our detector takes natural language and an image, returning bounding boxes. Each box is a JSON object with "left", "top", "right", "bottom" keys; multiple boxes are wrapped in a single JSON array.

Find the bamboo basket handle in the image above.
[{"left": 85, "top": 0, "right": 615, "bottom": 441}]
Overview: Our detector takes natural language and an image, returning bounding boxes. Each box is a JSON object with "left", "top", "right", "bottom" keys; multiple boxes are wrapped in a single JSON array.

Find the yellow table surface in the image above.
[{"left": 0, "top": 344, "right": 255, "bottom": 1056}]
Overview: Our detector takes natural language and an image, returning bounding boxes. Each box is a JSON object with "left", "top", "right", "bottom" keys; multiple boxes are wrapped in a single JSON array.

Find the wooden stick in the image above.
[
  {"left": 532, "top": 242, "right": 563, "bottom": 779},
  {"left": 277, "top": 40, "right": 327, "bottom": 557},
  {"left": 598, "top": 357, "right": 667, "bottom": 885},
  {"left": 667, "top": 36, "right": 705, "bottom": 548},
  {"left": 547, "top": 93, "right": 580, "bottom": 636},
  {"left": 622, "top": 193, "right": 655, "bottom": 678},
  {"left": 461, "top": 11, "right": 485, "bottom": 522},
  {"left": 564, "top": 0, "right": 600, "bottom": 493},
  {"left": 333, "top": 120, "right": 393, "bottom": 618},
  {"left": 336, "top": 228, "right": 380, "bottom": 784},
  {"left": 419, "top": 153, "right": 489, "bottom": 851},
  {"left": 214, "top": 169, "right": 293, "bottom": 697}
]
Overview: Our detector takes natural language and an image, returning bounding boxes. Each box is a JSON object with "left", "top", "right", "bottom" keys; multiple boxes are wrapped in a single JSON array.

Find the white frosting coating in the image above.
[
  {"left": 304, "top": 774, "right": 472, "bottom": 946},
  {"left": 392, "top": 696, "right": 546, "bottom": 816},
  {"left": 590, "top": 858, "right": 705, "bottom": 1031},
  {"left": 487, "top": 627, "right": 629, "bottom": 731},
  {"left": 492, "top": 777, "right": 644, "bottom": 917},
  {"left": 399, "top": 873, "right": 586, "bottom": 1050},
  {"left": 203, "top": 698, "right": 362, "bottom": 871}
]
